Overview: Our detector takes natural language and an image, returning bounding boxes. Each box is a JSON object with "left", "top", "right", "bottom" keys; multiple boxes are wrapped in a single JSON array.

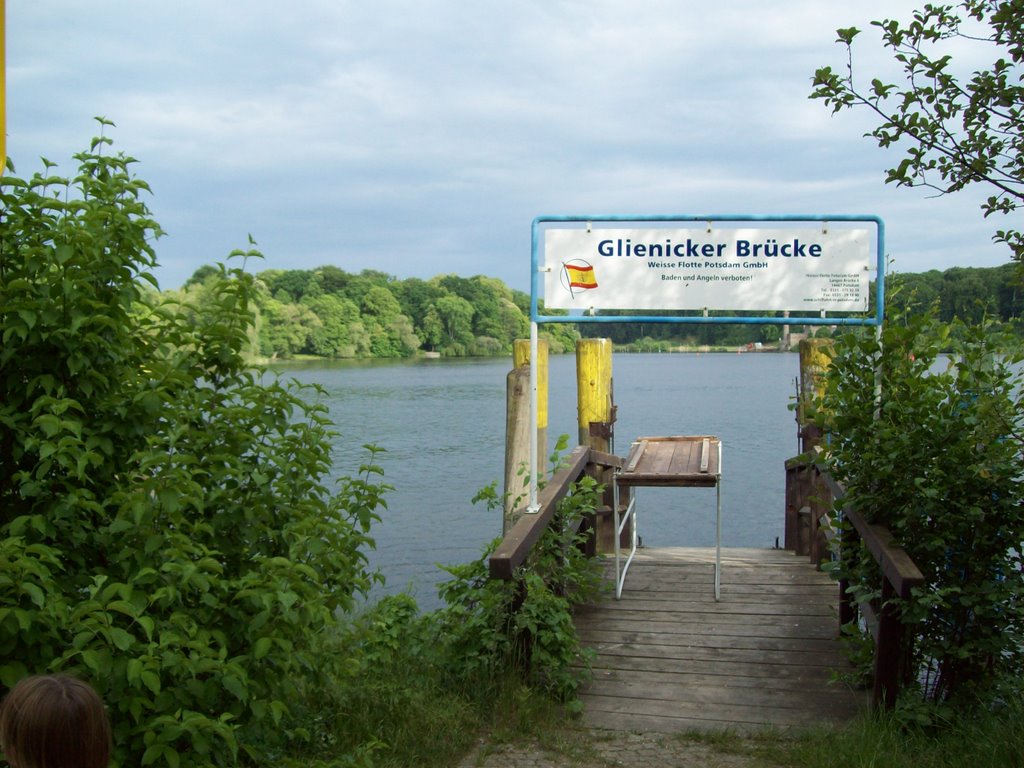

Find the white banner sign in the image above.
[{"left": 542, "top": 226, "right": 874, "bottom": 312}]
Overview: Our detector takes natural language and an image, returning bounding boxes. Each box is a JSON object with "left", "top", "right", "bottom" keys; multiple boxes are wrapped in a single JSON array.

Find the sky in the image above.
[{"left": 6, "top": 1, "right": 1013, "bottom": 294}]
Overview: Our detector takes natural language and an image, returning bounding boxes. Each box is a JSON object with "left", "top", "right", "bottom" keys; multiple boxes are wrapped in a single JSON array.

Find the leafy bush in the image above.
[
  {"left": 436, "top": 468, "right": 604, "bottom": 706},
  {"left": 0, "top": 122, "right": 382, "bottom": 766},
  {"left": 276, "top": 594, "right": 476, "bottom": 768},
  {"left": 272, "top": 467, "right": 605, "bottom": 766},
  {"left": 818, "top": 309, "right": 1024, "bottom": 703}
]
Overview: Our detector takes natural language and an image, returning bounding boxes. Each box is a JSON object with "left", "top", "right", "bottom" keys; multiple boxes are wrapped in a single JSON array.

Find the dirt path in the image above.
[{"left": 457, "top": 728, "right": 777, "bottom": 768}]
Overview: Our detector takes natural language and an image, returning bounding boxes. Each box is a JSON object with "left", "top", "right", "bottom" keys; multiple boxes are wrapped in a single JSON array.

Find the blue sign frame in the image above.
[{"left": 531, "top": 214, "right": 885, "bottom": 327}]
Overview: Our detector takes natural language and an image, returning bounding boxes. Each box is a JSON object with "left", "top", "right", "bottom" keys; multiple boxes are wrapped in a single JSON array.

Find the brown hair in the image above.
[{"left": 0, "top": 675, "right": 111, "bottom": 768}]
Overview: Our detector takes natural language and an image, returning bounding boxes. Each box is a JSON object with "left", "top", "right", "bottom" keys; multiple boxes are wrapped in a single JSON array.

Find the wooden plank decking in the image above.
[{"left": 575, "top": 547, "right": 868, "bottom": 733}]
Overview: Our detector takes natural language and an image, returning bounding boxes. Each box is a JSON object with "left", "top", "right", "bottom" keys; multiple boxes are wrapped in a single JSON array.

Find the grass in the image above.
[
  {"left": 775, "top": 698, "right": 1024, "bottom": 768},
  {"left": 661, "top": 695, "right": 1024, "bottom": 768},
  {"left": 275, "top": 643, "right": 1024, "bottom": 768},
  {"left": 445, "top": 695, "right": 1024, "bottom": 768},
  {"left": 268, "top": 591, "right": 597, "bottom": 768}
]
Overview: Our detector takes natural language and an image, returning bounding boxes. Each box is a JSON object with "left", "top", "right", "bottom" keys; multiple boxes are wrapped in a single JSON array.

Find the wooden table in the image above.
[{"left": 612, "top": 436, "right": 723, "bottom": 599}]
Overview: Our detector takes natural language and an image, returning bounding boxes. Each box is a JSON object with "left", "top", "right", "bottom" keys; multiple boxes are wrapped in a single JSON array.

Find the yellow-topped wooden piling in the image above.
[
  {"left": 513, "top": 338, "right": 548, "bottom": 436},
  {"left": 513, "top": 338, "right": 548, "bottom": 475},
  {"left": 576, "top": 338, "right": 613, "bottom": 451},
  {"left": 797, "top": 338, "right": 833, "bottom": 453},
  {"left": 504, "top": 339, "right": 548, "bottom": 533},
  {"left": 576, "top": 338, "right": 617, "bottom": 552}
]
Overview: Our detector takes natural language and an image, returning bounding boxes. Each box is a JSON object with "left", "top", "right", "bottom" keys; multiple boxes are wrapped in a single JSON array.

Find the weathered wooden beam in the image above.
[
  {"left": 843, "top": 507, "right": 924, "bottom": 598},
  {"left": 873, "top": 579, "right": 902, "bottom": 707},
  {"left": 815, "top": 468, "right": 925, "bottom": 597},
  {"left": 489, "top": 445, "right": 591, "bottom": 579},
  {"left": 503, "top": 365, "right": 531, "bottom": 534},
  {"left": 587, "top": 449, "right": 624, "bottom": 471},
  {"left": 807, "top": 461, "right": 925, "bottom": 710}
]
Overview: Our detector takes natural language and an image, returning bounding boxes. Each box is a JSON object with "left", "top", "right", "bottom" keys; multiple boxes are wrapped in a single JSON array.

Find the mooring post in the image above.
[
  {"left": 504, "top": 366, "right": 530, "bottom": 535},
  {"left": 796, "top": 338, "right": 834, "bottom": 562},
  {"left": 576, "top": 338, "right": 613, "bottom": 451},
  {"left": 514, "top": 338, "right": 548, "bottom": 477},
  {"left": 505, "top": 339, "right": 548, "bottom": 534},
  {"left": 797, "top": 338, "right": 833, "bottom": 454},
  {"left": 576, "top": 338, "right": 617, "bottom": 551}
]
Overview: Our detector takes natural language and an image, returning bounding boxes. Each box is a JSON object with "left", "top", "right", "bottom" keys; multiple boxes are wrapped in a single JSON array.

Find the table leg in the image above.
[{"left": 715, "top": 479, "right": 722, "bottom": 601}]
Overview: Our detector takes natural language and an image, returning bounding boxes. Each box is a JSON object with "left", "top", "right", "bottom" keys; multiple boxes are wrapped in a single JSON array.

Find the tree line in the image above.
[
  {"left": 581, "top": 263, "right": 1023, "bottom": 348},
  {"left": 175, "top": 265, "right": 582, "bottom": 359},
  {"left": 174, "top": 261, "right": 1024, "bottom": 359}
]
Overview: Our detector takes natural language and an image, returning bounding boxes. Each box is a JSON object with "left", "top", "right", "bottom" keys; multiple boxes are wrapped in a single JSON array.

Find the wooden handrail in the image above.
[
  {"left": 489, "top": 446, "right": 622, "bottom": 579},
  {"left": 843, "top": 507, "right": 924, "bottom": 600},
  {"left": 785, "top": 454, "right": 925, "bottom": 708}
]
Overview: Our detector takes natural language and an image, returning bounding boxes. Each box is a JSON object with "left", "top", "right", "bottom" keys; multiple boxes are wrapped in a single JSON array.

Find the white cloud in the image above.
[{"left": 6, "top": 0, "right": 1014, "bottom": 291}]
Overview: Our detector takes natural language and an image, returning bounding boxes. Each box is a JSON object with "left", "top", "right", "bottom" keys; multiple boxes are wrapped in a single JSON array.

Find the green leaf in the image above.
[
  {"left": 141, "top": 744, "right": 162, "bottom": 766},
  {"left": 21, "top": 582, "right": 45, "bottom": 608},
  {"left": 252, "top": 637, "right": 273, "bottom": 659},
  {"left": 836, "top": 26, "right": 860, "bottom": 43},
  {"left": 109, "top": 627, "right": 135, "bottom": 651},
  {"left": 137, "top": 616, "right": 155, "bottom": 642},
  {"left": 222, "top": 675, "right": 247, "bottom": 702},
  {"left": 141, "top": 670, "right": 161, "bottom": 695},
  {"left": 126, "top": 658, "right": 144, "bottom": 685},
  {"left": 81, "top": 650, "right": 103, "bottom": 674}
]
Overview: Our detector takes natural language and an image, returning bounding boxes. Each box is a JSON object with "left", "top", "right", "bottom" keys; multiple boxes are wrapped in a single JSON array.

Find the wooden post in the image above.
[
  {"left": 504, "top": 366, "right": 531, "bottom": 534},
  {"left": 838, "top": 522, "right": 856, "bottom": 628},
  {"left": 576, "top": 339, "right": 613, "bottom": 451},
  {"left": 783, "top": 458, "right": 808, "bottom": 553},
  {"left": 576, "top": 338, "right": 617, "bottom": 552},
  {"left": 808, "top": 466, "right": 832, "bottom": 566},
  {"left": 873, "top": 578, "right": 901, "bottom": 708},
  {"left": 505, "top": 339, "right": 548, "bottom": 534},
  {"left": 797, "top": 338, "right": 833, "bottom": 453},
  {"left": 513, "top": 338, "right": 548, "bottom": 477}
]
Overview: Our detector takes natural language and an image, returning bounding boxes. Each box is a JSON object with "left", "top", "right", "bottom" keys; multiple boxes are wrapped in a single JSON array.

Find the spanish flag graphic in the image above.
[{"left": 563, "top": 262, "right": 598, "bottom": 297}]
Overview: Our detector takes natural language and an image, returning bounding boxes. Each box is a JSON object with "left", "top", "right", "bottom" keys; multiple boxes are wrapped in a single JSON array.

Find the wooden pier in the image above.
[
  {"left": 574, "top": 547, "right": 868, "bottom": 733},
  {"left": 492, "top": 340, "right": 921, "bottom": 733}
]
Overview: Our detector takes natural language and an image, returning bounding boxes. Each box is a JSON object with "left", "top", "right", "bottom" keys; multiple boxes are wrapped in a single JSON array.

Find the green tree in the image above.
[
  {"left": 342, "top": 269, "right": 395, "bottom": 306},
  {"left": 263, "top": 268, "right": 316, "bottom": 303},
  {"left": 811, "top": 2, "right": 1024, "bottom": 262},
  {"left": 818, "top": 311, "right": 1024, "bottom": 703},
  {"left": 420, "top": 304, "right": 445, "bottom": 351},
  {"left": 0, "top": 126, "right": 383, "bottom": 767},
  {"left": 183, "top": 263, "right": 219, "bottom": 289},
  {"left": 435, "top": 274, "right": 511, "bottom": 343},
  {"left": 941, "top": 266, "right": 993, "bottom": 323},
  {"left": 314, "top": 264, "right": 350, "bottom": 295},
  {"left": 304, "top": 293, "right": 360, "bottom": 357},
  {"left": 257, "top": 296, "right": 321, "bottom": 358},
  {"left": 433, "top": 294, "right": 475, "bottom": 355},
  {"left": 393, "top": 277, "right": 447, "bottom": 332},
  {"left": 360, "top": 284, "right": 402, "bottom": 321}
]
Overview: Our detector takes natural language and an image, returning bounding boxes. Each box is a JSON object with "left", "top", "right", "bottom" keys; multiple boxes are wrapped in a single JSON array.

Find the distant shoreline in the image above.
[{"left": 253, "top": 343, "right": 795, "bottom": 366}]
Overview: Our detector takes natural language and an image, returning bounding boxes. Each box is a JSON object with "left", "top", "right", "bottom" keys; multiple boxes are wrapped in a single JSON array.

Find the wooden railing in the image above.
[
  {"left": 785, "top": 453, "right": 925, "bottom": 708},
  {"left": 489, "top": 445, "right": 622, "bottom": 579}
]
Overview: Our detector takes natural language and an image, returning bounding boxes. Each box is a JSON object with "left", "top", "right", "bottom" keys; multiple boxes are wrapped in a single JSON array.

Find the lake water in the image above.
[{"left": 275, "top": 352, "right": 802, "bottom": 609}]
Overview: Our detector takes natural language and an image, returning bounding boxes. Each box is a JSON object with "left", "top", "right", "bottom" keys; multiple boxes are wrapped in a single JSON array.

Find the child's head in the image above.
[{"left": 0, "top": 675, "right": 111, "bottom": 768}]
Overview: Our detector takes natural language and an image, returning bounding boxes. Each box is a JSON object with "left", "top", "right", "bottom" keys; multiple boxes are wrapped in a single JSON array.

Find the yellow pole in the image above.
[
  {"left": 576, "top": 338, "right": 613, "bottom": 451},
  {"left": 576, "top": 338, "right": 615, "bottom": 551}
]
